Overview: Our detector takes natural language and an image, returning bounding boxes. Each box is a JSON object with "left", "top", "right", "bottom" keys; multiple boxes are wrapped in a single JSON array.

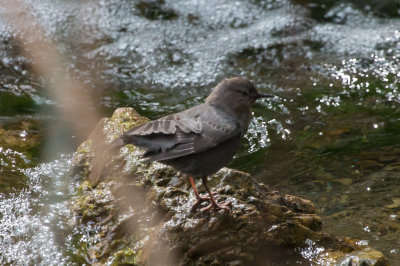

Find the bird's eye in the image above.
[{"left": 235, "top": 89, "right": 250, "bottom": 96}]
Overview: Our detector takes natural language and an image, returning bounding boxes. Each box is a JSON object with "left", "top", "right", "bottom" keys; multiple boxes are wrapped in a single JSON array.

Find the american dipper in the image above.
[{"left": 111, "top": 77, "right": 273, "bottom": 212}]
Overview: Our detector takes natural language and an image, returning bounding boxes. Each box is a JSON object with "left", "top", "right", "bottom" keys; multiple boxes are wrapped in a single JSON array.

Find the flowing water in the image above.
[{"left": 1, "top": 0, "right": 400, "bottom": 264}]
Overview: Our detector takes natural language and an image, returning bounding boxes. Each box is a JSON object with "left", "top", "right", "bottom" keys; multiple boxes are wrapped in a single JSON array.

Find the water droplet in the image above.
[{"left": 20, "top": 130, "right": 27, "bottom": 138}]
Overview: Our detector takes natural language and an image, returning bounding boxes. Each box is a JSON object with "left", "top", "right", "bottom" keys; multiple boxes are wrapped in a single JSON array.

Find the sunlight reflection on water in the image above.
[{"left": 0, "top": 154, "right": 74, "bottom": 265}]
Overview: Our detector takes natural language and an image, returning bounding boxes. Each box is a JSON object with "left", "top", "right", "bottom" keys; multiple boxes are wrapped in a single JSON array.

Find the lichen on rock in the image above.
[{"left": 69, "top": 107, "right": 388, "bottom": 265}]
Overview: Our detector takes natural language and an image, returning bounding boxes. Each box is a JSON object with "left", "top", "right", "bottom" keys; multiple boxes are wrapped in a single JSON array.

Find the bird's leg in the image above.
[
  {"left": 190, "top": 177, "right": 210, "bottom": 200},
  {"left": 200, "top": 177, "right": 231, "bottom": 212},
  {"left": 190, "top": 177, "right": 212, "bottom": 211}
]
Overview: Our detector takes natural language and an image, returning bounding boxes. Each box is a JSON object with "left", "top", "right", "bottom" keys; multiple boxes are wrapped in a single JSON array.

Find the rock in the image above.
[
  {"left": 69, "top": 107, "right": 389, "bottom": 265},
  {"left": 0, "top": 116, "right": 42, "bottom": 193},
  {"left": 134, "top": 0, "right": 178, "bottom": 21}
]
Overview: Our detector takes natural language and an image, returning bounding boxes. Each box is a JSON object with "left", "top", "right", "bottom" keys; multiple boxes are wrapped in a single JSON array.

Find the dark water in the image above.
[{"left": 1, "top": 0, "right": 400, "bottom": 264}]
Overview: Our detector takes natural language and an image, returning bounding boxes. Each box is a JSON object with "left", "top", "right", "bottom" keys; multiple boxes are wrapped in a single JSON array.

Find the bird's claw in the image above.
[
  {"left": 191, "top": 193, "right": 219, "bottom": 212},
  {"left": 200, "top": 200, "right": 232, "bottom": 212},
  {"left": 195, "top": 192, "right": 218, "bottom": 201}
]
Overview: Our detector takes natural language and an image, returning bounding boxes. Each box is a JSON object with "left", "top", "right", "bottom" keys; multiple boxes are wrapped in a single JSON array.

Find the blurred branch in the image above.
[{"left": 3, "top": 0, "right": 100, "bottom": 141}]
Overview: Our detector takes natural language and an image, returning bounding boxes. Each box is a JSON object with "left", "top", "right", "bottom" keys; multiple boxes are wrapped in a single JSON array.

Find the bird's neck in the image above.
[{"left": 206, "top": 99, "right": 252, "bottom": 136}]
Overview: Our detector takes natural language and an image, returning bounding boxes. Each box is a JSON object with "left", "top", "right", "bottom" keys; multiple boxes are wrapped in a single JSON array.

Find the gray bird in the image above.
[{"left": 111, "top": 77, "right": 273, "bottom": 212}]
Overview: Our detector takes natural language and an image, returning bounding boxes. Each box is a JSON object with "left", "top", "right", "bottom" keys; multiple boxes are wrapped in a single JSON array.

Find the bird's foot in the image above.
[
  {"left": 191, "top": 193, "right": 218, "bottom": 212},
  {"left": 200, "top": 199, "right": 232, "bottom": 212}
]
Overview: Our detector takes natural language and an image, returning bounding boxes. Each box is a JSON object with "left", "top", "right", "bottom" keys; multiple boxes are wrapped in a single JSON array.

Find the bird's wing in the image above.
[
  {"left": 121, "top": 105, "right": 240, "bottom": 162},
  {"left": 124, "top": 108, "right": 202, "bottom": 136}
]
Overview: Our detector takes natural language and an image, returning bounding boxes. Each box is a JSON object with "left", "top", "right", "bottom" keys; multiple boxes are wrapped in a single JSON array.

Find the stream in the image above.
[{"left": 1, "top": 0, "right": 400, "bottom": 264}]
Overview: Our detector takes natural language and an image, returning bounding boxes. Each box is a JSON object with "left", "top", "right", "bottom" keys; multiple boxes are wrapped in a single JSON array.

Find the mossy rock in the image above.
[{"left": 69, "top": 107, "right": 388, "bottom": 265}]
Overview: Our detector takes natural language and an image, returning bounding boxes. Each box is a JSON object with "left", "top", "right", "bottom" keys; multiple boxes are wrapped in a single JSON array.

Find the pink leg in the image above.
[
  {"left": 189, "top": 177, "right": 209, "bottom": 200},
  {"left": 200, "top": 177, "right": 231, "bottom": 212},
  {"left": 190, "top": 177, "right": 212, "bottom": 212}
]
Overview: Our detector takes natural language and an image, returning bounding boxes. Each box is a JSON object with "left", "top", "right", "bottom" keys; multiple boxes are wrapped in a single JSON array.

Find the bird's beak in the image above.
[
  {"left": 253, "top": 93, "right": 274, "bottom": 99},
  {"left": 259, "top": 93, "right": 274, "bottom": 98}
]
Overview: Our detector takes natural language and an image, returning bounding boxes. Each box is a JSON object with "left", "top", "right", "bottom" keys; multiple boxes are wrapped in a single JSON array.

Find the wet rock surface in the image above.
[{"left": 70, "top": 107, "right": 388, "bottom": 265}]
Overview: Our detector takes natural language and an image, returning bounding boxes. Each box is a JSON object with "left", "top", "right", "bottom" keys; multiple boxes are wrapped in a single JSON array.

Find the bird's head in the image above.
[{"left": 206, "top": 77, "right": 273, "bottom": 113}]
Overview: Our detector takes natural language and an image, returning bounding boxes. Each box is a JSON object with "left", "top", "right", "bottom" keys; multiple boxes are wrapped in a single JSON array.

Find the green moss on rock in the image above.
[{"left": 69, "top": 107, "right": 389, "bottom": 265}]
